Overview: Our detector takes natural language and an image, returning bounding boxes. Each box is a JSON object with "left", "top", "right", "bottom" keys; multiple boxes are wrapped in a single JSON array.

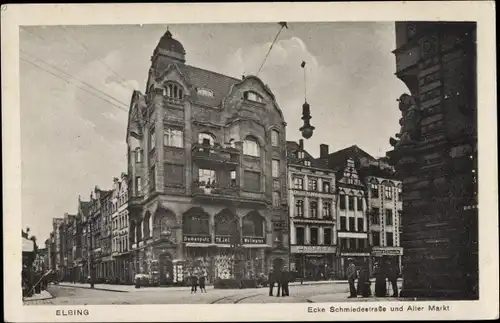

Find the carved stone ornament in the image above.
[{"left": 390, "top": 93, "right": 421, "bottom": 149}]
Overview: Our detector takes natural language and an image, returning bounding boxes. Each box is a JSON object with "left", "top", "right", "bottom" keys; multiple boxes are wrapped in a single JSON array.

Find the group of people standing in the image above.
[
  {"left": 346, "top": 258, "right": 400, "bottom": 298},
  {"left": 189, "top": 273, "right": 207, "bottom": 293},
  {"left": 268, "top": 269, "right": 291, "bottom": 297}
]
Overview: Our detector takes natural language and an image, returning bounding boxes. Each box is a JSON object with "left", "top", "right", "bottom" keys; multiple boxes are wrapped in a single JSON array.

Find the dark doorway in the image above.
[{"left": 159, "top": 253, "right": 174, "bottom": 285}]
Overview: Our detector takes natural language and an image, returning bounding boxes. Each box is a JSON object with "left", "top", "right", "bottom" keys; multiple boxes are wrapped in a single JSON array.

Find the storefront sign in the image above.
[
  {"left": 371, "top": 247, "right": 403, "bottom": 256},
  {"left": 242, "top": 237, "right": 265, "bottom": 245},
  {"left": 215, "top": 236, "right": 231, "bottom": 244},
  {"left": 291, "top": 245, "right": 337, "bottom": 254},
  {"left": 183, "top": 235, "right": 211, "bottom": 243}
]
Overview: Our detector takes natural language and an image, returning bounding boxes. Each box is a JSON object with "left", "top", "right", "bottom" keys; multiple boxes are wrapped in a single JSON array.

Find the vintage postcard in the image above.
[{"left": 2, "top": 2, "right": 498, "bottom": 322}]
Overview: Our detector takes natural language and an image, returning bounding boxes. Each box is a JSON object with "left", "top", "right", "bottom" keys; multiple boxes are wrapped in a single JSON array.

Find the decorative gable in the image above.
[{"left": 338, "top": 158, "right": 362, "bottom": 186}]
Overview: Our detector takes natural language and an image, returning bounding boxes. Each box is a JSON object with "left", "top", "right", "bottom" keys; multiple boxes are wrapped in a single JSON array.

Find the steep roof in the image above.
[
  {"left": 286, "top": 140, "right": 323, "bottom": 168},
  {"left": 316, "top": 145, "right": 376, "bottom": 170},
  {"left": 176, "top": 64, "right": 241, "bottom": 107}
]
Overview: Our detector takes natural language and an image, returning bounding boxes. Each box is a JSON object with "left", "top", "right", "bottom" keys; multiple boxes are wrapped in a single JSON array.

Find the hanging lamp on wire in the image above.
[{"left": 299, "top": 61, "right": 315, "bottom": 139}]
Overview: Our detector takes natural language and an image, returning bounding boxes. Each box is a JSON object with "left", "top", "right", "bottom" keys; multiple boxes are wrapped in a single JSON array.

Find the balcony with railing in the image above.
[{"left": 192, "top": 141, "right": 240, "bottom": 170}]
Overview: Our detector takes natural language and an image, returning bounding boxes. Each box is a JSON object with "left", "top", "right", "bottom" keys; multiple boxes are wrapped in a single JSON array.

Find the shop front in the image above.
[
  {"left": 291, "top": 245, "right": 337, "bottom": 281},
  {"left": 371, "top": 246, "right": 403, "bottom": 275}
]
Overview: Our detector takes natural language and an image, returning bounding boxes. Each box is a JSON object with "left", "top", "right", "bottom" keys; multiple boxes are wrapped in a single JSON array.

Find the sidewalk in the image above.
[
  {"left": 57, "top": 278, "right": 403, "bottom": 293},
  {"left": 23, "top": 290, "right": 53, "bottom": 303}
]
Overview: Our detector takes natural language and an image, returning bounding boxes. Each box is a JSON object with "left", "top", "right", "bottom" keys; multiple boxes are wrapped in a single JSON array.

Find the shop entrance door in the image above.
[{"left": 159, "top": 253, "right": 174, "bottom": 285}]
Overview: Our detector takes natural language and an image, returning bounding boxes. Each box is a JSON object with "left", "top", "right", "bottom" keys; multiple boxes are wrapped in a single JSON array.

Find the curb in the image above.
[
  {"left": 23, "top": 291, "right": 55, "bottom": 303},
  {"left": 57, "top": 284, "right": 129, "bottom": 293}
]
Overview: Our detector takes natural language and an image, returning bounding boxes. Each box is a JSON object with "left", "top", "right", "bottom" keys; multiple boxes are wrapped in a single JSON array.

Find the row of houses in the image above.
[{"left": 43, "top": 29, "right": 402, "bottom": 284}]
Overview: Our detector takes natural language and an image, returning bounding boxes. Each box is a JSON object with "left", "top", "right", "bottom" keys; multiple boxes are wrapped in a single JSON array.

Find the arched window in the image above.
[
  {"left": 183, "top": 208, "right": 210, "bottom": 235},
  {"left": 243, "top": 137, "right": 260, "bottom": 157},
  {"left": 242, "top": 212, "right": 264, "bottom": 237},
  {"left": 152, "top": 209, "right": 177, "bottom": 239},
  {"left": 164, "top": 83, "right": 184, "bottom": 100},
  {"left": 244, "top": 91, "right": 263, "bottom": 103},
  {"left": 198, "top": 132, "right": 215, "bottom": 146},
  {"left": 215, "top": 209, "right": 238, "bottom": 236},
  {"left": 271, "top": 130, "right": 279, "bottom": 147}
]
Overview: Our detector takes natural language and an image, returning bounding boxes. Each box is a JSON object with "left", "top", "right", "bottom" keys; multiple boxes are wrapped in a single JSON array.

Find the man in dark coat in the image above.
[
  {"left": 268, "top": 269, "right": 275, "bottom": 296},
  {"left": 346, "top": 258, "right": 357, "bottom": 298},
  {"left": 275, "top": 270, "right": 283, "bottom": 297},
  {"left": 387, "top": 261, "right": 399, "bottom": 297},
  {"left": 280, "top": 270, "right": 290, "bottom": 297},
  {"left": 374, "top": 262, "right": 387, "bottom": 297}
]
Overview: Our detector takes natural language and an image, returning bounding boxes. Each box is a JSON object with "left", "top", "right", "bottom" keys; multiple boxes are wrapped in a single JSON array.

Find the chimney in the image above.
[
  {"left": 320, "top": 144, "right": 329, "bottom": 158},
  {"left": 299, "top": 139, "right": 304, "bottom": 150}
]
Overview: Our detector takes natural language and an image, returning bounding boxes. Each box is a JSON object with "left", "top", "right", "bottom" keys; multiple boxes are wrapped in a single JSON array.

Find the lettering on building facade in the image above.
[
  {"left": 242, "top": 237, "right": 265, "bottom": 244},
  {"left": 183, "top": 235, "right": 211, "bottom": 243}
]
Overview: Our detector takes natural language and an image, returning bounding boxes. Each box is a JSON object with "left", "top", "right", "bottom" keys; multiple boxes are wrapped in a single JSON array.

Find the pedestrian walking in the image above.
[
  {"left": 374, "top": 262, "right": 387, "bottom": 297},
  {"left": 358, "top": 262, "right": 372, "bottom": 298},
  {"left": 386, "top": 260, "right": 399, "bottom": 297},
  {"left": 281, "top": 269, "right": 290, "bottom": 297},
  {"left": 190, "top": 273, "right": 198, "bottom": 294},
  {"left": 198, "top": 274, "right": 207, "bottom": 293},
  {"left": 346, "top": 258, "right": 357, "bottom": 298},
  {"left": 268, "top": 269, "right": 275, "bottom": 296}
]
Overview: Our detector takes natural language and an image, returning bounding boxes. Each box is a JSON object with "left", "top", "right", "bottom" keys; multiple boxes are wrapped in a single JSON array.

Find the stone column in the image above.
[
  {"left": 319, "top": 227, "right": 324, "bottom": 245},
  {"left": 290, "top": 222, "right": 296, "bottom": 245},
  {"left": 305, "top": 225, "right": 310, "bottom": 245},
  {"left": 304, "top": 196, "right": 310, "bottom": 218}
]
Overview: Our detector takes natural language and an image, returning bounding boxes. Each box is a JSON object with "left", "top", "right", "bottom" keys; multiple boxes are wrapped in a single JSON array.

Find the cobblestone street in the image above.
[{"left": 23, "top": 281, "right": 405, "bottom": 305}]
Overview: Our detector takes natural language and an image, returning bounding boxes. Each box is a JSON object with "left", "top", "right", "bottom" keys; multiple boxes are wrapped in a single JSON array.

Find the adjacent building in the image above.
[
  {"left": 315, "top": 145, "right": 403, "bottom": 278},
  {"left": 388, "top": 22, "right": 478, "bottom": 299},
  {"left": 287, "top": 140, "right": 337, "bottom": 280},
  {"left": 125, "top": 29, "right": 289, "bottom": 284},
  {"left": 111, "top": 173, "right": 132, "bottom": 283}
]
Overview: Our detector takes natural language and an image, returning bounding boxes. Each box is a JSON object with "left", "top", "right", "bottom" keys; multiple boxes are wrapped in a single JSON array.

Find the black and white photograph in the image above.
[{"left": 2, "top": 2, "right": 498, "bottom": 322}]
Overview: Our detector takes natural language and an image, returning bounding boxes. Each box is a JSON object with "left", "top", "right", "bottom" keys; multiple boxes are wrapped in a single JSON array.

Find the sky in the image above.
[{"left": 19, "top": 22, "right": 408, "bottom": 241}]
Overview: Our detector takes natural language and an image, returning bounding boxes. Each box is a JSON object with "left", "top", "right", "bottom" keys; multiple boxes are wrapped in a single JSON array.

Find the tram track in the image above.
[{"left": 210, "top": 292, "right": 263, "bottom": 304}]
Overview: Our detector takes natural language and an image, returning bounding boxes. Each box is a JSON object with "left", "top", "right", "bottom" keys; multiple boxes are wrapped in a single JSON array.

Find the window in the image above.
[
  {"left": 230, "top": 171, "right": 237, "bottom": 186},
  {"left": 386, "top": 209, "right": 393, "bottom": 225},
  {"left": 310, "top": 228, "right": 318, "bottom": 245},
  {"left": 198, "top": 132, "right": 215, "bottom": 146},
  {"left": 243, "top": 171, "right": 260, "bottom": 191},
  {"left": 372, "top": 232, "right": 380, "bottom": 246},
  {"left": 387, "top": 232, "right": 394, "bottom": 247},
  {"left": 293, "top": 177, "right": 304, "bottom": 190},
  {"left": 348, "top": 196, "right": 355, "bottom": 211},
  {"left": 371, "top": 207, "right": 380, "bottom": 225},
  {"left": 272, "top": 192, "right": 280, "bottom": 208},
  {"left": 164, "top": 128, "right": 183, "bottom": 148},
  {"left": 295, "top": 200, "right": 304, "bottom": 217},
  {"left": 298, "top": 151, "right": 305, "bottom": 159},
  {"left": 149, "top": 127, "right": 156, "bottom": 150},
  {"left": 304, "top": 160, "right": 311, "bottom": 167},
  {"left": 244, "top": 91, "right": 263, "bottom": 103},
  {"left": 164, "top": 83, "right": 184, "bottom": 100},
  {"left": 323, "top": 228, "right": 332, "bottom": 245},
  {"left": 322, "top": 202, "right": 332, "bottom": 218},
  {"left": 197, "top": 88, "right": 214, "bottom": 97},
  {"left": 308, "top": 178, "right": 318, "bottom": 191},
  {"left": 242, "top": 213, "right": 264, "bottom": 237},
  {"left": 135, "top": 149, "right": 143, "bottom": 163},
  {"left": 243, "top": 138, "right": 260, "bottom": 157},
  {"left": 339, "top": 195, "right": 346, "bottom": 210},
  {"left": 357, "top": 218, "right": 364, "bottom": 232},
  {"left": 340, "top": 217, "right": 346, "bottom": 231},
  {"left": 323, "top": 181, "right": 331, "bottom": 193},
  {"left": 370, "top": 183, "right": 379, "bottom": 198},
  {"left": 149, "top": 165, "right": 156, "bottom": 192},
  {"left": 296, "top": 227, "right": 305, "bottom": 245},
  {"left": 183, "top": 214, "right": 210, "bottom": 235},
  {"left": 272, "top": 160, "right": 280, "bottom": 178},
  {"left": 356, "top": 197, "right": 363, "bottom": 210},
  {"left": 165, "top": 163, "right": 184, "bottom": 185},
  {"left": 349, "top": 218, "right": 355, "bottom": 231},
  {"left": 198, "top": 169, "right": 216, "bottom": 186},
  {"left": 385, "top": 186, "right": 393, "bottom": 200},
  {"left": 271, "top": 130, "right": 279, "bottom": 147},
  {"left": 398, "top": 187, "right": 403, "bottom": 201},
  {"left": 310, "top": 201, "right": 318, "bottom": 218}
]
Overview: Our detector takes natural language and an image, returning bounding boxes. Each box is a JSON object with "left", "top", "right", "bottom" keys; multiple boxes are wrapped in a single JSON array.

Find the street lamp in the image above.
[{"left": 299, "top": 61, "right": 315, "bottom": 139}]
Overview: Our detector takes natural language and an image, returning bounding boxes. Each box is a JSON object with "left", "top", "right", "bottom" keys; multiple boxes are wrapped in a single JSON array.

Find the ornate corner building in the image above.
[
  {"left": 125, "top": 30, "right": 289, "bottom": 284},
  {"left": 388, "top": 22, "right": 478, "bottom": 299}
]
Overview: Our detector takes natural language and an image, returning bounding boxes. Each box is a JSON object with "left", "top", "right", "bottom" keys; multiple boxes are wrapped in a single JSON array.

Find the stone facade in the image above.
[
  {"left": 388, "top": 22, "right": 478, "bottom": 299},
  {"left": 125, "top": 30, "right": 289, "bottom": 284}
]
